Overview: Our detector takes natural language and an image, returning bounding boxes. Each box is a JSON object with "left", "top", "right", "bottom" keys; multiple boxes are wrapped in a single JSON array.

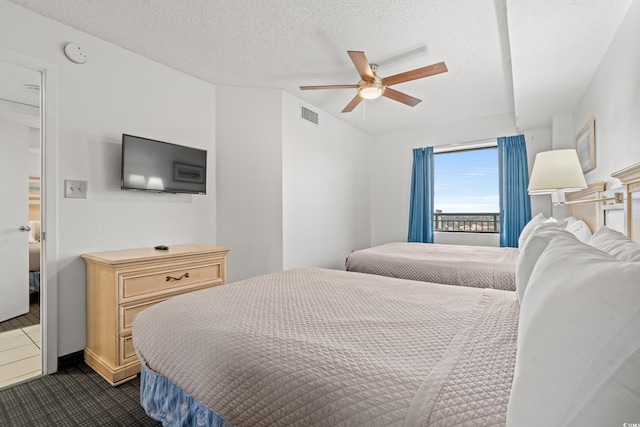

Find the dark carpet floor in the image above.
[
  {"left": 0, "top": 304, "right": 40, "bottom": 333},
  {"left": 0, "top": 363, "right": 161, "bottom": 426}
]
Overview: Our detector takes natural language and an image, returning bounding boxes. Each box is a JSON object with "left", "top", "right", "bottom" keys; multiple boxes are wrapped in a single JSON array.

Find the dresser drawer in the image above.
[
  {"left": 119, "top": 283, "right": 216, "bottom": 334},
  {"left": 119, "top": 262, "right": 222, "bottom": 301},
  {"left": 120, "top": 334, "right": 137, "bottom": 365},
  {"left": 120, "top": 297, "right": 170, "bottom": 334}
]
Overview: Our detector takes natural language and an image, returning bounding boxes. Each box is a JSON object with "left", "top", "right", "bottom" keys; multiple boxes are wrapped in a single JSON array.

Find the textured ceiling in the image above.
[{"left": 1, "top": 0, "right": 633, "bottom": 135}]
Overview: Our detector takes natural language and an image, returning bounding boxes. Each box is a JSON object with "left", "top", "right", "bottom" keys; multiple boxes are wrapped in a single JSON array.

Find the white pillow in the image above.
[
  {"left": 507, "top": 237, "right": 640, "bottom": 426},
  {"left": 565, "top": 216, "right": 579, "bottom": 226},
  {"left": 589, "top": 226, "right": 640, "bottom": 262},
  {"left": 566, "top": 219, "right": 592, "bottom": 243},
  {"left": 518, "top": 213, "right": 548, "bottom": 249},
  {"left": 515, "top": 226, "right": 577, "bottom": 304}
]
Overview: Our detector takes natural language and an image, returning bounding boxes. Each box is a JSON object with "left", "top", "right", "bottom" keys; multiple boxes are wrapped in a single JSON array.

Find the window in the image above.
[{"left": 433, "top": 147, "right": 499, "bottom": 233}]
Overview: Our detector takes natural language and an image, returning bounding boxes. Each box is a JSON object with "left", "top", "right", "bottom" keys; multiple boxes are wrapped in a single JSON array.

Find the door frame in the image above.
[{"left": 0, "top": 47, "right": 59, "bottom": 374}]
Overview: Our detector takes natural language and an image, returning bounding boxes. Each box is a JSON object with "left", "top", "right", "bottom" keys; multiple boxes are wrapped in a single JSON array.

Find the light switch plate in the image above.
[{"left": 64, "top": 180, "right": 88, "bottom": 199}]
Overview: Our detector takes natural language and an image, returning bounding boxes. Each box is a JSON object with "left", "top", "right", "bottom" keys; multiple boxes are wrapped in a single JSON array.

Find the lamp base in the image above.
[{"left": 551, "top": 191, "right": 567, "bottom": 205}]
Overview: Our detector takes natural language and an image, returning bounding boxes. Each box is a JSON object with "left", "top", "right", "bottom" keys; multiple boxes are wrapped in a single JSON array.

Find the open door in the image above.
[
  {"left": 0, "top": 118, "right": 30, "bottom": 321},
  {"left": 0, "top": 62, "right": 39, "bottom": 323}
]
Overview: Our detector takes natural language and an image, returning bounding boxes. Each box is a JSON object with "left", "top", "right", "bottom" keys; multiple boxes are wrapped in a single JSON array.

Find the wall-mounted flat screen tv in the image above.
[{"left": 121, "top": 134, "right": 207, "bottom": 194}]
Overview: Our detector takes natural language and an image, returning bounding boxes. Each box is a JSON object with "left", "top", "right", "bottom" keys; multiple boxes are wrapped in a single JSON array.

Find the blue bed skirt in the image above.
[{"left": 140, "top": 365, "right": 234, "bottom": 427}]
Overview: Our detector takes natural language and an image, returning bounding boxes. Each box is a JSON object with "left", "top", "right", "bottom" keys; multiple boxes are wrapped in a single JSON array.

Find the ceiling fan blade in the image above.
[
  {"left": 342, "top": 94, "right": 363, "bottom": 113},
  {"left": 382, "top": 62, "right": 448, "bottom": 86},
  {"left": 299, "top": 84, "right": 358, "bottom": 90},
  {"left": 347, "top": 51, "right": 375, "bottom": 81},
  {"left": 382, "top": 88, "right": 422, "bottom": 107}
]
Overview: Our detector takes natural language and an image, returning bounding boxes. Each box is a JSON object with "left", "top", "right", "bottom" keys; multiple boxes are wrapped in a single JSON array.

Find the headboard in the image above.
[
  {"left": 565, "top": 182, "right": 606, "bottom": 233},
  {"left": 611, "top": 162, "right": 640, "bottom": 242}
]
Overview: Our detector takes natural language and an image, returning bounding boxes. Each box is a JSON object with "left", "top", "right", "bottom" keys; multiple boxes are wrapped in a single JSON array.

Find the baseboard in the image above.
[{"left": 57, "top": 350, "right": 84, "bottom": 371}]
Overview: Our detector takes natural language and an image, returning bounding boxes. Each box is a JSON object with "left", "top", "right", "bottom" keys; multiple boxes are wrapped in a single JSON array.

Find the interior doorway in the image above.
[{"left": 0, "top": 60, "right": 43, "bottom": 387}]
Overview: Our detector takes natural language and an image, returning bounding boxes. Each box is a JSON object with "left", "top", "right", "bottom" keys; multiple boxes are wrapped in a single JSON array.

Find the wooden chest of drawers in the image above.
[{"left": 81, "top": 244, "right": 230, "bottom": 385}]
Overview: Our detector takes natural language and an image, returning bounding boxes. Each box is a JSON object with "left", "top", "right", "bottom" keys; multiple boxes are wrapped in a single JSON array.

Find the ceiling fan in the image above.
[{"left": 299, "top": 51, "right": 448, "bottom": 113}]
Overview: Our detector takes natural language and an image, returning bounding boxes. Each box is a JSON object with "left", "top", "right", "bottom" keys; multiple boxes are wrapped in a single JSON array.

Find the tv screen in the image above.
[{"left": 121, "top": 134, "right": 207, "bottom": 194}]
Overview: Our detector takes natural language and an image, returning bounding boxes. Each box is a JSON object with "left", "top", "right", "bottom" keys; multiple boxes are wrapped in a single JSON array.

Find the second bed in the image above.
[{"left": 346, "top": 242, "right": 519, "bottom": 291}]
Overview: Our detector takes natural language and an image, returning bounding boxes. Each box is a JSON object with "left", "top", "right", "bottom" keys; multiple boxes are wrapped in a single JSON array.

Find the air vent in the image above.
[{"left": 301, "top": 106, "right": 319, "bottom": 126}]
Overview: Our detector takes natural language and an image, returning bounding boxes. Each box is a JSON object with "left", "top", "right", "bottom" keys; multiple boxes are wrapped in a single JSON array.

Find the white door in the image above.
[
  {"left": 0, "top": 118, "right": 29, "bottom": 322},
  {"left": 0, "top": 62, "right": 39, "bottom": 323}
]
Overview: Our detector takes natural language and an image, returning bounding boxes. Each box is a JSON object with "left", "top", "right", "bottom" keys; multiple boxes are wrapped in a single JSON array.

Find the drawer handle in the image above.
[{"left": 166, "top": 272, "right": 190, "bottom": 282}]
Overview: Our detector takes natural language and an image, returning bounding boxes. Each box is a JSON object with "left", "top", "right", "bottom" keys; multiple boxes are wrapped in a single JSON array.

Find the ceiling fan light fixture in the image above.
[
  {"left": 358, "top": 83, "right": 385, "bottom": 100},
  {"left": 299, "top": 51, "right": 446, "bottom": 112}
]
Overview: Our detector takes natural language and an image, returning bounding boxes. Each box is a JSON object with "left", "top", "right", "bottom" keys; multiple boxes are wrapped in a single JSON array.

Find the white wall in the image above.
[
  {"left": 216, "top": 86, "right": 283, "bottom": 282},
  {"left": 574, "top": 0, "right": 640, "bottom": 188},
  {"left": 523, "top": 126, "right": 553, "bottom": 219},
  {"left": 550, "top": 114, "right": 575, "bottom": 218},
  {"left": 551, "top": 114, "right": 575, "bottom": 149},
  {"left": 282, "top": 93, "right": 371, "bottom": 270},
  {"left": 217, "top": 89, "right": 372, "bottom": 279},
  {"left": 0, "top": 1, "right": 217, "bottom": 356}
]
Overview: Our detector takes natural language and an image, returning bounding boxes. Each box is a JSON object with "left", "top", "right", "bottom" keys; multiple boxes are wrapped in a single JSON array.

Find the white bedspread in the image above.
[
  {"left": 346, "top": 242, "right": 519, "bottom": 291},
  {"left": 133, "top": 268, "right": 519, "bottom": 426}
]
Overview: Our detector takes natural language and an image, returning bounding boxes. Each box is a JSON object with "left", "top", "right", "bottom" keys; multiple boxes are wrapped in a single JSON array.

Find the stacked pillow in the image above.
[
  {"left": 517, "top": 213, "right": 548, "bottom": 249},
  {"left": 508, "top": 227, "right": 640, "bottom": 425},
  {"left": 515, "top": 214, "right": 594, "bottom": 303},
  {"left": 566, "top": 218, "right": 592, "bottom": 243},
  {"left": 517, "top": 214, "right": 592, "bottom": 249},
  {"left": 589, "top": 225, "right": 640, "bottom": 261},
  {"left": 515, "top": 225, "right": 575, "bottom": 303}
]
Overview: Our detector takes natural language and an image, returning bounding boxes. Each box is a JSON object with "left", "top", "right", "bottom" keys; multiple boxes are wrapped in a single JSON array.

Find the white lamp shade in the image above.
[{"left": 528, "top": 149, "right": 588, "bottom": 194}]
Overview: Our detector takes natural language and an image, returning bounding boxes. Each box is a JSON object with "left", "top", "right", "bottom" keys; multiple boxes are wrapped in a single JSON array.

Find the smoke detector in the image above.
[{"left": 63, "top": 43, "right": 88, "bottom": 64}]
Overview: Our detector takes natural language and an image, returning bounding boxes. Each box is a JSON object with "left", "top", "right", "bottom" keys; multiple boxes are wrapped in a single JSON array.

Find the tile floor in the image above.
[
  {"left": 0, "top": 303, "right": 40, "bottom": 333},
  {"left": 0, "top": 324, "right": 41, "bottom": 388}
]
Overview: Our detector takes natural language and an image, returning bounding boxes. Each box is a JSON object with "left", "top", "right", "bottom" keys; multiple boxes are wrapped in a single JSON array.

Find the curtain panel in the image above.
[
  {"left": 498, "top": 135, "right": 532, "bottom": 248},
  {"left": 408, "top": 147, "right": 434, "bottom": 243}
]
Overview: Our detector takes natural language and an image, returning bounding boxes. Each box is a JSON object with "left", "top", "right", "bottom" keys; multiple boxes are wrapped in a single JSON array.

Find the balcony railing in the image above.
[{"left": 434, "top": 213, "right": 500, "bottom": 233}]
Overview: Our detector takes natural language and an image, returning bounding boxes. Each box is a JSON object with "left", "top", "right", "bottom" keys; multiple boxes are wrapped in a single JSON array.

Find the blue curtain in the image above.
[
  {"left": 408, "top": 147, "right": 434, "bottom": 243},
  {"left": 498, "top": 135, "right": 531, "bottom": 247}
]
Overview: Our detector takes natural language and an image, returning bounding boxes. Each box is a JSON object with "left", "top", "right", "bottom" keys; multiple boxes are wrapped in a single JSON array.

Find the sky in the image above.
[{"left": 434, "top": 148, "right": 499, "bottom": 213}]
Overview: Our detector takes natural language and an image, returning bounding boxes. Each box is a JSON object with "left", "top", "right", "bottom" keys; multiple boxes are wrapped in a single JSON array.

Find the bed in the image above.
[
  {"left": 345, "top": 242, "right": 519, "bottom": 291},
  {"left": 134, "top": 245, "right": 640, "bottom": 426},
  {"left": 345, "top": 213, "right": 597, "bottom": 292},
  {"left": 134, "top": 268, "right": 519, "bottom": 426}
]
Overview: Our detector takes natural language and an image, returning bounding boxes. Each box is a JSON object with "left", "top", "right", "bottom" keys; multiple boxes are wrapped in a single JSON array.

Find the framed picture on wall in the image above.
[{"left": 575, "top": 119, "right": 595, "bottom": 173}]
